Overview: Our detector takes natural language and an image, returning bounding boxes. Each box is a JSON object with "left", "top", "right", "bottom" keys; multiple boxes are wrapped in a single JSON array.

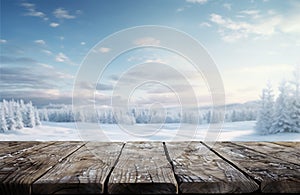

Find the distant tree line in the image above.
[
  {"left": 38, "top": 104, "right": 257, "bottom": 125},
  {"left": 0, "top": 99, "right": 41, "bottom": 132}
]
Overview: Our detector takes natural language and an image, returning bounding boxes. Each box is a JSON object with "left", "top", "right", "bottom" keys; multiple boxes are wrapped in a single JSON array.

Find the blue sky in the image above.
[{"left": 1, "top": 0, "right": 300, "bottom": 107}]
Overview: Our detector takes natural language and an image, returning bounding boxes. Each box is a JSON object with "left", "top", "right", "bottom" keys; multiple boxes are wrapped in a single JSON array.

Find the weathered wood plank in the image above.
[
  {"left": 208, "top": 142, "right": 300, "bottom": 193},
  {"left": 272, "top": 141, "right": 300, "bottom": 148},
  {"left": 0, "top": 141, "right": 39, "bottom": 156},
  {"left": 0, "top": 142, "right": 54, "bottom": 168},
  {"left": 33, "top": 142, "right": 124, "bottom": 194},
  {"left": 234, "top": 142, "right": 300, "bottom": 165},
  {"left": 108, "top": 142, "right": 177, "bottom": 194},
  {"left": 165, "top": 141, "right": 258, "bottom": 194},
  {"left": 0, "top": 142, "right": 84, "bottom": 195}
]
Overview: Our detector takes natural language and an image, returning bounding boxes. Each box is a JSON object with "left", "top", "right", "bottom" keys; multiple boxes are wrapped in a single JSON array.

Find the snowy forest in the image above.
[
  {"left": 0, "top": 99, "right": 257, "bottom": 133},
  {"left": 0, "top": 100, "right": 41, "bottom": 132},
  {"left": 37, "top": 103, "right": 257, "bottom": 125},
  {"left": 256, "top": 67, "right": 300, "bottom": 134}
]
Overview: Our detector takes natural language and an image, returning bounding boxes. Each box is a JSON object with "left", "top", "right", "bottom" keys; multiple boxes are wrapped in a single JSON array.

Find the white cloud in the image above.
[
  {"left": 97, "top": 47, "right": 111, "bottom": 53},
  {"left": 21, "top": 2, "right": 35, "bottom": 9},
  {"left": 55, "top": 52, "right": 69, "bottom": 62},
  {"left": 210, "top": 13, "right": 280, "bottom": 42},
  {"left": 53, "top": 8, "right": 76, "bottom": 19},
  {"left": 239, "top": 9, "right": 261, "bottom": 19},
  {"left": 55, "top": 52, "right": 76, "bottom": 66},
  {"left": 186, "top": 0, "right": 207, "bottom": 4},
  {"left": 176, "top": 5, "right": 191, "bottom": 12},
  {"left": 200, "top": 22, "right": 211, "bottom": 27},
  {"left": 59, "top": 36, "right": 65, "bottom": 40},
  {"left": 42, "top": 49, "right": 52, "bottom": 55},
  {"left": 80, "top": 42, "right": 86, "bottom": 45},
  {"left": 20, "top": 2, "right": 46, "bottom": 19},
  {"left": 134, "top": 37, "right": 160, "bottom": 46},
  {"left": 210, "top": 14, "right": 226, "bottom": 25},
  {"left": 50, "top": 22, "right": 60, "bottom": 27},
  {"left": 34, "top": 39, "right": 46, "bottom": 45},
  {"left": 0, "top": 39, "right": 7, "bottom": 44},
  {"left": 26, "top": 11, "right": 45, "bottom": 17},
  {"left": 39, "top": 63, "right": 54, "bottom": 69},
  {"left": 239, "top": 10, "right": 260, "bottom": 15},
  {"left": 223, "top": 3, "right": 231, "bottom": 10},
  {"left": 211, "top": 11, "right": 300, "bottom": 42}
]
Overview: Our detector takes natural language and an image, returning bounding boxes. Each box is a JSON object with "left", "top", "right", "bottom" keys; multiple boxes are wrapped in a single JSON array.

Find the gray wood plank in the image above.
[
  {"left": 108, "top": 142, "right": 177, "bottom": 194},
  {"left": 33, "top": 142, "right": 124, "bottom": 194},
  {"left": 272, "top": 141, "right": 300, "bottom": 148},
  {"left": 0, "top": 141, "right": 84, "bottom": 195},
  {"left": 0, "top": 141, "right": 39, "bottom": 156},
  {"left": 165, "top": 141, "right": 258, "bottom": 194},
  {"left": 234, "top": 142, "right": 300, "bottom": 165},
  {"left": 208, "top": 142, "right": 300, "bottom": 193},
  {"left": 0, "top": 142, "right": 54, "bottom": 168}
]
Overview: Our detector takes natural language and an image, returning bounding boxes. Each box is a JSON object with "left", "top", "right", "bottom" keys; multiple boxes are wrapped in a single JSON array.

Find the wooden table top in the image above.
[{"left": 0, "top": 141, "right": 299, "bottom": 194}]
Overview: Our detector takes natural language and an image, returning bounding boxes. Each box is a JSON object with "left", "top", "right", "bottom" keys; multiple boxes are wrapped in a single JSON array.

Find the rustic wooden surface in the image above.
[
  {"left": 165, "top": 142, "right": 258, "bottom": 193},
  {"left": 208, "top": 142, "right": 300, "bottom": 193},
  {"left": 233, "top": 142, "right": 300, "bottom": 165},
  {"left": 0, "top": 142, "right": 38, "bottom": 156},
  {"left": 0, "top": 142, "right": 84, "bottom": 195},
  {"left": 272, "top": 141, "right": 300, "bottom": 148},
  {"left": 0, "top": 142, "right": 53, "bottom": 168},
  {"left": 0, "top": 141, "right": 299, "bottom": 194},
  {"left": 108, "top": 142, "right": 177, "bottom": 194},
  {"left": 33, "top": 142, "right": 124, "bottom": 194}
]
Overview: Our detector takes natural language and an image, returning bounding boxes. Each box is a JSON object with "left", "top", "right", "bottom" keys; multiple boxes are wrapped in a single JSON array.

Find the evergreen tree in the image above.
[
  {"left": 14, "top": 102, "right": 24, "bottom": 129},
  {"left": 256, "top": 82, "right": 274, "bottom": 134},
  {"left": 289, "top": 66, "right": 300, "bottom": 132},
  {"left": 6, "top": 100, "right": 16, "bottom": 130},
  {"left": 35, "top": 110, "right": 41, "bottom": 126},
  {"left": 0, "top": 105, "right": 7, "bottom": 132},
  {"left": 271, "top": 80, "right": 292, "bottom": 133},
  {"left": 24, "top": 101, "right": 36, "bottom": 128}
]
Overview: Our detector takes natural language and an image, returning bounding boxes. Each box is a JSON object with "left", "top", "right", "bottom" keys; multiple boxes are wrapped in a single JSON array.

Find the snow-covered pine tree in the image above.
[
  {"left": 19, "top": 99, "right": 27, "bottom": 124},
  {"left": 6, "top": 100, "right": 17, "bottom": 130},
  {"left": 39, "top": 108, "right": 49, "bottom": 121},
  {"left": 35, "top": 110, "right": 41, "bottom": 126},
  {"left": 289, "top": 66, "right": 300, "bottom": 132},
  {"left": 271, "top": 80, "right": 292, "bottom": 133},
  {"left": 14, "top": 101, "right": 24, "bottom": 129},
  {"left": 0, "top": 104, "right": 8, "bottom": 132},
  {"left": 24, "top": 101, "right": 36, "bottom": 128},
  {"left": 256, "top": 82, "right": 274, "bottom": 135}
]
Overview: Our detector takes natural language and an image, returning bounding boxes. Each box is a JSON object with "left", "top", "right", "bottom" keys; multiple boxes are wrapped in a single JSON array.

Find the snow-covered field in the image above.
[{"left": 1, "top": 121, "right": 300, "bottom": 141}]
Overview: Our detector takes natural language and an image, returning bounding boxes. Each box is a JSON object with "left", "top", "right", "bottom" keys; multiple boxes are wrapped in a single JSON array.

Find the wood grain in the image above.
[
  {"left": 108, "top": 142, "right": 177, "bottom": 194},
  {"left": 272, "top": 141, "right": 300, "bottom": 148},
  {"left": 1, "top": 141, "right": 299, "bottom": 194},
  {"left": 0, "top": 142, "right": 54, "bottom": 168},
  {"left": 0, "top": 141, "right": 39, "bottom": 156},
  {"left": 0, "top": 142, "right": 84, "bottom": 195},
  {"left": 234, "top": 142, "right": 300, "bottom": 165},
  {"left": 208, "top": 142, "right": 300, "bottom": 193},
  {"left": 33, "top": 142, "right": 124, "bottom": 194},
  {"left": 165, "top": 141, "right": 258, "bottom": 193}
]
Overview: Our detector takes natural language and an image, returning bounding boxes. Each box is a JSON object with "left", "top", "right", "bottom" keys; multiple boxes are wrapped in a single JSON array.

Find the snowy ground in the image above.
[{"left": 1, "top": 121, "right": 300, "bottom": 141}]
